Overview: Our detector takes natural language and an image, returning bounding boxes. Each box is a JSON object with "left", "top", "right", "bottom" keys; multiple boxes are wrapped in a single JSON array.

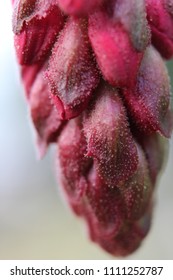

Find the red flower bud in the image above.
[
  {"left": 146, "top": 0, "right": 173, "bottom": 58},
  {"left": 120, "top": 145, "right": 153, "bottom": 220},
  {"left": 57, "top": 118, "right": 92, "bottom": 214},
  {"left": 123, "top": 46, "right": 173, "bottom": 137},
  {"left": 45, "top": 18, "right": 99, "bottom": 120},
  {"left": 83, "top": 83, "right": 138, "bottom": 186},
  {"left": 85, "top": 165, "right": 126, "bottom": 239},
  {"left": 88, "top": 0, "right": 150, "bottom": 87},
  {"left": 83, "top": 164, "right": 153, "bottom": 256},
  {"left": 29, "top": 70, "right": 66, "bottom": 156},
  {"left": 13, "top": 0, "right": 65, "bottom": 64},
  {"left": 95, "top": 205, "right": 152, "bottom": 256}
]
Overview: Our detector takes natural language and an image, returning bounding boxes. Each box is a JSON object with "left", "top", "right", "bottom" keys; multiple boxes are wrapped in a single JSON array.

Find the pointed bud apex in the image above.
[
  {"left": 123, "top": 46, "right": 173, "bottom": 137},
  {"left": 83, "top": 83, "right": 138, "bottom": 186},
  {"left": 13, "top": 0, "right": 65, "bottom": 64},
  {"left": 46, "top": 18, "right": 99, "bottom": 120}
]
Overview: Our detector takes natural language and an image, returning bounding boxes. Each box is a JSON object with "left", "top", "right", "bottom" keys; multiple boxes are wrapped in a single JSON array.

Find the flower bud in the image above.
[
  {"left": 95, "top": 205, "right": 152, "bottom": 256},
  {"left": 123, "top": 46, "right": 173, "bottom": 138},
  {"left": 57, "top": 118, "right": 92, "bottom": 214},
  {"left": 45, "top": 18, "right": 99, "bottom": 120},
  {"left": 57, "top": 0, "right": 104, "bottom": 16},
  {"left": 85, "top": 145, "right": 152, "bottom": 234},
  {"left": 83, "top": 83, "right": 138, "bottom": 186},
  {"left": 88, "top": 0, "right": 150, "bottom": 87},
  {"left": 120, "top": 145, "right": 153, "bottom": 220},
  {"left": 13, "top": 0, "right": 65, "bottom": 64},
  {"left": 85, "top": 165, "right": 125, "bottom": 239},
  {"left": 146, "top": 0, "right": 173, "bottom": 58},
  {"left": 29, "top": 69, "right": 65, "bottom": 156},
  {"left": 135, "top": 131, "right": 169, "bottom": 185}
]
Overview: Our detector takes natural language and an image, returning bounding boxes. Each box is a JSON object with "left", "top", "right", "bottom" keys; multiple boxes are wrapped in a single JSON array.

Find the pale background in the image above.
[{"left": 0, "top": 1, "right": 173, "bottom": 259}]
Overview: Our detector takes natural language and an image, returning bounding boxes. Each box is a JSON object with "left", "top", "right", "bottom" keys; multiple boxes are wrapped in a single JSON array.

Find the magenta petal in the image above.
[{"left": 45, "top": 18, "right": 99, "bottom": 120}]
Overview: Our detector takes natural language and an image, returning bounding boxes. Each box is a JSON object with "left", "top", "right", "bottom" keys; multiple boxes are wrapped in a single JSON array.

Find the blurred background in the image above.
[{"left": 0, "top": 1, "right": 173, "bottom": 260}]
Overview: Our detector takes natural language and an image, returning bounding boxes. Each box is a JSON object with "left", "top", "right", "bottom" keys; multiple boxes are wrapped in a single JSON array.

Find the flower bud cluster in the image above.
[{"left": 12, "top": 0, "right": 172, "bottom": 256}]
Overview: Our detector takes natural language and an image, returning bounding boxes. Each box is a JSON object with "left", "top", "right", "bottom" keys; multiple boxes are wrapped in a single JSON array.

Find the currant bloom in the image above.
[{"left": 12, "top": 0, "right": 173, "bottom": 256}]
